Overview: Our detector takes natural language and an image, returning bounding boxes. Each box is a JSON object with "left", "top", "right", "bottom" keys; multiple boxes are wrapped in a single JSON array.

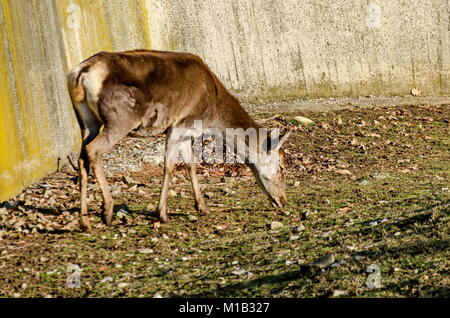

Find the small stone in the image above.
[
  {"left": 333, "top": 290, "right": 348, "bottom": 297},
  {"left": 118, "top": 283, "right": 129, "bottom": 288},
  {"left": 293, "top": 181, "right": 301, "bottom": 187},
  {"left": 394, "top": 231, "right": 401, "bottom": 237},
  {"left": 116, "top": 209, "right": 129, "bottom": 219},
  {"left": 221, "top": 177, "right": 235, "bottom": 184},
  {"left": 100, "top": 276, "right": 113, "bottom": 283},
  {"left": 294, "top": 116, "right": 314, "bottom": 125},
  {"left": 359, "top": 179, "right": 370, "bottom": 186},
  {"left": 335, "top": 169, "right": 352, "bottom": 176},
  {"left": 221, "top": 187, "right": 236, "bottom": 196},
  {"left": 290, "top": 235, "right": 300, "bottom": 241},
  {"left": 295, "top": 223, "right": 305, "bottom": 232},
  {"left": 187, "top": 215, "right": 198, "bottom": 222},
  {"left": 204, "top": 192, "right": 214, "bottom": 199},
  {"left": 270, "top": 221, "right": 284, "bottom": 231},
  {"left": 139, "top": 248, "right": 154, "bottom": 254},
  {"left": 0, "top": 208, "right": 8, "bottom": 216},
  {"left": 168, "top": 189, "right": 177, "bottom": 197},
  {"left": 310, "top": 254, "right": 335, "bottom": 269},
  {"left": 153, "top": 292, "right": 163, "bottom": 298},
  {"left": 285, "top": 260, "right": 295, "bottom": 266}
]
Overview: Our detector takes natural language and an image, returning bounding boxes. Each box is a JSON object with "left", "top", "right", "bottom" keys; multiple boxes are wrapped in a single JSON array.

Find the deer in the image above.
[{"left": 67, "top": 50, "right": 291, "bottom": 233}]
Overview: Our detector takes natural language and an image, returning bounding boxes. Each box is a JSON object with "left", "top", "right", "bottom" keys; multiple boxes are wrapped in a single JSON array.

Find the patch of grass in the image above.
[{"left": 1, "top": 104, "right": 449, "bottom": 297}]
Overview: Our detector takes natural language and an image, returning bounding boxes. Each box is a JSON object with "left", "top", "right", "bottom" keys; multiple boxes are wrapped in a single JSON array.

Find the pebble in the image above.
[
  {"left": 139, "top": 248, "right": 154, "bottom": 254},
  {"left": 187, "top": 215, "right": 198, "bottom": 222},
  {"left": 101, "top": 276, "right": 113, "bottom": 283},
  {"left": 335, "top": 169, "right": 352, "bottom": 176},
  {"left": 294, "top": 116, "right": 314, "bottom": 125},
  {"left": 310, "top": 254, "right": 335, "bottom": 269},
  {"left": 285, "top": 260, "right": 295, "bottom": 266},
  {"left": 270, "top": 221, "right": 284, "bottom": 231},
  {"left": 359, "top": 179, "right": 370, "bottom": 186},
  {"left": 204, "top": 192, "right": 214, "bottom": 199},
  {"left": 116, "top": 209, "right": 129, "bottom": 219},
  {"left": 333, "top": 290, "right": 348, "bottom": 297}
]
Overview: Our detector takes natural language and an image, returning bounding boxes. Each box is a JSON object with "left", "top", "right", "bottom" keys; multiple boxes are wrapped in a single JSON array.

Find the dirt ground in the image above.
[{"left": 0, "top": 101, "right": 449, "bottom": 298}]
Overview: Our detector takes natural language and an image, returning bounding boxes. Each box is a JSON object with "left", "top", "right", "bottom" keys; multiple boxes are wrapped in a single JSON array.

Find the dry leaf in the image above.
[
  {"left": 337, "top": 207, "right": 351, "bottom": 214},
  {"left": 411, "top": 88, "right": 421, "bottom": 97}
]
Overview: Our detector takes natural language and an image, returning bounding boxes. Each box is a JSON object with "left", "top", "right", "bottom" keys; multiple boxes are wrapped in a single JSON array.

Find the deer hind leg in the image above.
[
  {"left": 85, "top": 123, "right": 135, "bottom": 226},
  {"left": 78, "top": 150, "right": 92, "bottom": 233},
  {"left": 75, "top": 102, "right": 102, "bottom": 233}
]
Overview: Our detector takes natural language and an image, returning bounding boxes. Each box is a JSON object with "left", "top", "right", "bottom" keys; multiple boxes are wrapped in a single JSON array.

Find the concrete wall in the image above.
[
  {"left": 148, "top": 0, "right": 450, "bottom": 101},
  {"left": 0, "top": 0, "right": 79, "bottom": 201},
  {"left": 1, "top": 0, "right": 449, "bottom": 201}
]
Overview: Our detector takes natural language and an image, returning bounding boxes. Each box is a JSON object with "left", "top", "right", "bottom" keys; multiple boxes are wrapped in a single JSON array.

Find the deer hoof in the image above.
[
  {"left": 79, "top": 222, "right": 92, "bottom": 234},
  {"left": 159, "top": 213, "right": 169, "bottom": 223},
  {"left": 198, "top": 207, "right": 209, "bottom": 215},
  {"left": 101, "top": 213, "right": 113, "bottom": 226},
  {"left": 195, "top": 202, "right": 209, "bottom": 215}
]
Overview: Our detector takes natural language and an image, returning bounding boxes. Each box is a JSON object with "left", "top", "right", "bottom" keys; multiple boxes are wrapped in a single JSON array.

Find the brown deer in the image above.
[{"left": 67, "top": 50, "right": 290, "bottom": 233}]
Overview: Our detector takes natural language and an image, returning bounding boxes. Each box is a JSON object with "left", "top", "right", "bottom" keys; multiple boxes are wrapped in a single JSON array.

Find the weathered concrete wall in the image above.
[
  {"left": 1, "top": 0, "right": 449, "bottom": 201},
  {"left": 148, "top": 0, "right": 450, "bottom": 101},
  {"left": 0, "top": 0, "right": 79, "bottom": 201}
]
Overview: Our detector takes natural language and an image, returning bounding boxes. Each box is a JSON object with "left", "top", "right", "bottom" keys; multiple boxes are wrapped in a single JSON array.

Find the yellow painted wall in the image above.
[
  {"left": 0, "top": 0, "right": 152, "bottom": 201},
  {"left": 0, "top": 0, "right": 80, "bottom": 201}
]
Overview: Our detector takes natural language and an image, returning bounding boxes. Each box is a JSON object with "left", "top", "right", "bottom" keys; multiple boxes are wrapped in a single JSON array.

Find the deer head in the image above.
[{"left": 250, "top": 131, "right": 291, "bottom": 208}]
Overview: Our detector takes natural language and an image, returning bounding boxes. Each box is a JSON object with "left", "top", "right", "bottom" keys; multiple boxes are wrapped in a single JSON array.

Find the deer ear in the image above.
[{"left": 262, "top": 131, "right": 292, "bottom": 153}]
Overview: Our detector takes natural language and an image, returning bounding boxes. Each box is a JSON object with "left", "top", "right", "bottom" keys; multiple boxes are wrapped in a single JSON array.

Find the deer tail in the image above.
[{"left": 67, "top": 64, "right": 90, "bottom": 103}]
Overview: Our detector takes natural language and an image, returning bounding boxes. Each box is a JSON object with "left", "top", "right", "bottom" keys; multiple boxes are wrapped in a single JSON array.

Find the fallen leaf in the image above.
[{"left": 411, "top": 88, "right": 421, "bottom": 97}]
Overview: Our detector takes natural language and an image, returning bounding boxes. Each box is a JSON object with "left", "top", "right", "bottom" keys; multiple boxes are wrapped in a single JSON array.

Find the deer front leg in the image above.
[
  {"left": 188, "top": 159, "right": 208, "bottom": 215},
  {"left": 157, "top": 130, "right": 180, "bottom": 223},
  {"left": 156, "top": 161, "right": 175, "bottom": 223}
]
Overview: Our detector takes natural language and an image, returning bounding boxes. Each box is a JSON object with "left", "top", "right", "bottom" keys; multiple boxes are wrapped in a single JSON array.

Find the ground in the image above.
[{"left": 0, "top": 101, "right": 449, "bottom": 298}]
